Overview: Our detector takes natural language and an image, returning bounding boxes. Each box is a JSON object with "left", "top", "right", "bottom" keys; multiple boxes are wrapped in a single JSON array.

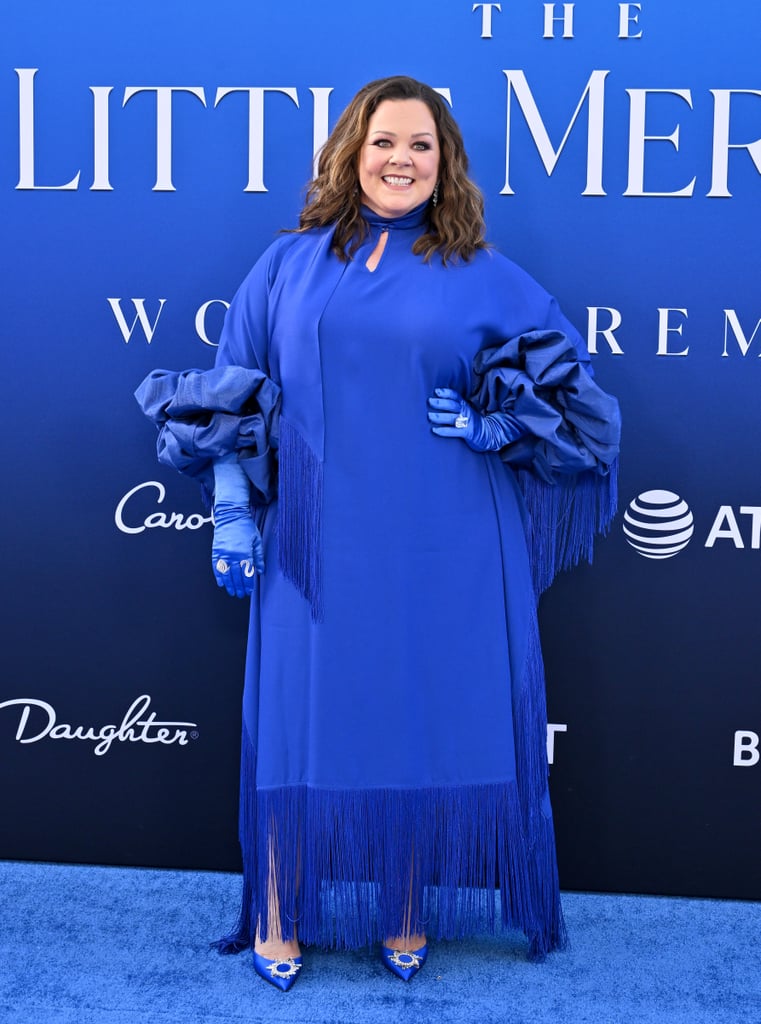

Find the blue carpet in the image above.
[{"left": 0, "top": 861, "right": 757, "bottom": 1023}]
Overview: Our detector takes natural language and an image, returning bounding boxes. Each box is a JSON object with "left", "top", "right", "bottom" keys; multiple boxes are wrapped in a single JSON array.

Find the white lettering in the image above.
[
  {"left": 733, "top": 731, "right": 760, "bottom": 767},
  {"left": 546, "top": 723, "right": 567, "bottom": 765},
  {"left": 722, "top": 309, "right": 761, "bottom": 357},
  {"left": 618, "top": 3, "right": 643, "bottom": 39},
  {"left": 15, "top": 68, "right": 81, "bottom": 190},
  {"left": 195, "top": 299, "right": 230, "bottom": 347},
  {"left": 740, "top": 507, "right": 761, "bottom": 549},
  {"left": 122, "top": 86, "right": 207, "bottom": 191},
  {"left": 107, "top": 298, "right": 167, "bottom": 344},
  {"left": 587, "top": 306, "right": 624, "bottom": 354},
  {"left": 13, "top": 72, "right": 761, "bottom": 201},
  {"left": 656, "top": 308, "right": 689, "bottom": 356},
  {"left": 543, "top": 3, "right": 574, "bottom": 39},
  {"left": 705, "top": 506, "right": 744, "bottom": 548},
  {"left": 214, "top": 86, "right": 299, "bottom": 192},
  {"left": 708, "top": 90, "right": 761, "bottom": 198},
  {"left": 114, "top": 481, "right": 212, "bottom": 535},
  {"left": 310, "top": 87, "right": 333, "bottom": 176},
  {"left": 502, "top": 69, "right": 608, "bottom": 196},
  {"left": 90, "top": 86, "right": 113, "bottom": 191},
  {"left": 473, "top": 2, "right": 502, "bottom": 38},
  {"left": 625, "top": 89, "right": 696, "bottom": 197},
  {"left": 0, "top": 696, "right": 197, "bottom": 756}
]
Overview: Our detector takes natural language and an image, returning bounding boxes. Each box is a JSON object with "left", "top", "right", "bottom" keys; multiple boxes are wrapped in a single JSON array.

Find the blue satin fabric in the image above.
[
  {"left": 136, "top": 201, "right": 620, "bottom": 955},
  {"left": 135, "top": 365, "right": 280, "bottom": 505},
  {"left": 471, "top": 330, "right": 621, "bottom": 482}
]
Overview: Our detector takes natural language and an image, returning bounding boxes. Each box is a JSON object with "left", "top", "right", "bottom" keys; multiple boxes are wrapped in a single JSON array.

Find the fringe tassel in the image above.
[
  {"left": 276, "top": 419, "right": 324, "bottom": 621},
  {"left": 511, "top": 613, "right": 568, "bottom": 961},
  {"left": 214, "top": 723, "right": 567, "bottom": 959},
  {"left": 209, "top": 724, "right": 257, "bottom": 954},
  {"left": 518, "top": 458, "right": 619, "bottom": 595}
]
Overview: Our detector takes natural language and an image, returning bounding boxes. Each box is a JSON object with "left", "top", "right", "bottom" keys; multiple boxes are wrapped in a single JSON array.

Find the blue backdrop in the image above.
[{"left": 2, "top": 0, "right": 760, "bottom": 899}]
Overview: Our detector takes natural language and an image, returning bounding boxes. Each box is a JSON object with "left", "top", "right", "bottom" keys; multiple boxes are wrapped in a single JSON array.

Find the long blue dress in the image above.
[{"left": 136, "top": 201, "right": 620, "bottom": 960}]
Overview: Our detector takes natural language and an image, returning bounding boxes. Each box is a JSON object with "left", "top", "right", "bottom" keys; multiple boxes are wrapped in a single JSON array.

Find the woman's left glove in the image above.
[
  {"left": 211, "top": 454, "right": 265, "bottom": 599},
  {"left": 427, "top": 387, "right": 526, "bottom": 452}
]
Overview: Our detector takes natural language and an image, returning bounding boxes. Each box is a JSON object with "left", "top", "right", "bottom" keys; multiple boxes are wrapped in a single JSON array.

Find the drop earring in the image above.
[{"left": 431, "top": 182, "right": 439, "bottom": 207}]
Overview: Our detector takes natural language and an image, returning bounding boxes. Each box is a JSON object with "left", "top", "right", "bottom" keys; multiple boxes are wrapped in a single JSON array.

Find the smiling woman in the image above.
[
  {"left": 136, "top": 74, "right": 620, "bottom": 991},
  {"left": 358, "top": 99, "right": 440, "bottom": 219}
]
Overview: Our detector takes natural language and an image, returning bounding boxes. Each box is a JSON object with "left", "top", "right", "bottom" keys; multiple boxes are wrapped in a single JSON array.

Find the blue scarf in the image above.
[{"left": 273, "top": 202, "right": 432, "bottom": 620}]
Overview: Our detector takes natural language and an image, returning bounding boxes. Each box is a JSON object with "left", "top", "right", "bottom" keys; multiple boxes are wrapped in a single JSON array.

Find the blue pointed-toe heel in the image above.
[
  {"left": 252, "top": 951, "right": 303, "bottom": 991},
  {"left": 381, "top": 943, "right": 428, "bottom": 981}
]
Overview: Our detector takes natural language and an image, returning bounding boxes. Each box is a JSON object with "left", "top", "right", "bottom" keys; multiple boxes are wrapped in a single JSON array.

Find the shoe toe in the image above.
[
  {"left": 381, "top": 943, "right": 428, "bottom": 981},
  {"left": 252, "top": 952, "right": 303, "bottom": 991}
]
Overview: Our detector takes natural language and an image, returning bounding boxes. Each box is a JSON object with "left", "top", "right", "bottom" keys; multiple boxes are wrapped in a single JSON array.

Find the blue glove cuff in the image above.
[
  {"left": 213, "top": 453, "right": 250, "bottom": 507},
  {"left": 467, "top": 409, "right": 527, "bottom": 452}
]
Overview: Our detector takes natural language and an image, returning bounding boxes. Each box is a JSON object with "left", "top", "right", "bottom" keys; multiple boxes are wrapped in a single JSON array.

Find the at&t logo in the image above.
[
  {"left": 624, "top": 490, "right": 761, "bottom": 558},
  {"left": 623, "top": 490, "right": 694, "bottom": 559}
]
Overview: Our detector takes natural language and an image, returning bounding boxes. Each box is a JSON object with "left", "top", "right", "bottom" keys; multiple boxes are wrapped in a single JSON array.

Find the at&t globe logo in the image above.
[{"left": 623, "top": 490, "right": 695, "bottom": 559}]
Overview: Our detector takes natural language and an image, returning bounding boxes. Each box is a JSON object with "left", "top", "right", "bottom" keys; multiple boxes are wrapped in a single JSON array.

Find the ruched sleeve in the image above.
[
  {"left": 471, "top": 329, "right": 620, "bottom": 483},
  {"left": 134, "top": 364, "right": 281, "bottom": 506},
  {"left": 470, "top": 327, "right": 621, "bottom": 593}
]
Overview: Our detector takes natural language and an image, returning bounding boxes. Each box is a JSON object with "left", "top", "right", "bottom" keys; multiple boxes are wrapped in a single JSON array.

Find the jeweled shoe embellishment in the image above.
[
  {"left": 387, "top": 949, "right": 423, "bottom": 970},
  {"left": 265, "top": 957, "right": 302, "bottom": 979},
  {"left": 381, "top": 942, "right": 429, "bottom": 981}
]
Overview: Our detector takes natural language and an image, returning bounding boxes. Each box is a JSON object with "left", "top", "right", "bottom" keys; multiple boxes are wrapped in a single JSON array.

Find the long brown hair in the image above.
[{"left": 295, "top": 76, "right": 487, "bottom": 264}]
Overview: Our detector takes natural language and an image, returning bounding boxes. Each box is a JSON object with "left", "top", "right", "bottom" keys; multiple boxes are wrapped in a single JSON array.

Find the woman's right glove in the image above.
[{"left": 211, "top": 453, "right": 264, "bottom": 599}]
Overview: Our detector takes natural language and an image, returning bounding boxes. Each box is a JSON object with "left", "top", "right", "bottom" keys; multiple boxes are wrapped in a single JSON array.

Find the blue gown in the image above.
[{"left": 136, "top": 202, "right": 620, "bottom": 959}]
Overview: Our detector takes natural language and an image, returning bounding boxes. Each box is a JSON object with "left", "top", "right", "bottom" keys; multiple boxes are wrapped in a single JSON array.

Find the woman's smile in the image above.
[{"left": 358, "top": 99, "right": 440, "bottom": 218}]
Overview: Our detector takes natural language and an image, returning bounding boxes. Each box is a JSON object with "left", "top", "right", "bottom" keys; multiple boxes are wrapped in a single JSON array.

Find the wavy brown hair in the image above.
[{"left": 294, "top": 76, "right": 487, "bottom": 264}]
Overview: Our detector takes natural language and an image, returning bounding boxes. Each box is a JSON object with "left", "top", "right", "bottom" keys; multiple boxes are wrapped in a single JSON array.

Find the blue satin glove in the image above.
[
  {"left": 427, "top": 387, "right": 526, "bottom": 452},
  {"left": 211, "top": 454, "right": 265, "bottom": 599}
]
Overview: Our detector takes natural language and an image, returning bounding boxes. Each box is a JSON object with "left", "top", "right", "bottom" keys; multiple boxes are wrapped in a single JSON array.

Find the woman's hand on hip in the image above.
[{"left": 427, "top": 387, "right": 526, "bottom": 453}]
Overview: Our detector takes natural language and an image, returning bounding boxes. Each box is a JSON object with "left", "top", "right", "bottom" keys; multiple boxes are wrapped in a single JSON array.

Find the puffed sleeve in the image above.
[
  {"left": 471, "top": 328, "right": 620, "bottom": 484},
  {"left": 134, "top": 239, "right": 290, "bottom": 506},
  {"left": 134, "top": 364, "right": 280, "bottom": 505},
  {"left": 469, "top": 287, "right": 621, "bottom": 593}
]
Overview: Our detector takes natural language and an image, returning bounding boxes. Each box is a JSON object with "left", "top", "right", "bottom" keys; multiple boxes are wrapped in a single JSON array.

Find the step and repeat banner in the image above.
[{"left": 1, "top": 1, "right": 759, "bottom": 899}]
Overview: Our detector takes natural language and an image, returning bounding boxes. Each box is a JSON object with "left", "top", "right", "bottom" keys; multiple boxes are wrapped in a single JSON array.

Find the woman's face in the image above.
[{"left": 358, "top": 99, "right": 440, "bottom": 219}]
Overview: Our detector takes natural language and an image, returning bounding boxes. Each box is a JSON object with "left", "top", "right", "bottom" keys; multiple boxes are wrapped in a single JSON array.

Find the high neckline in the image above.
[{"left": 360, "top": 200, "right": 430, "bottom": 230}]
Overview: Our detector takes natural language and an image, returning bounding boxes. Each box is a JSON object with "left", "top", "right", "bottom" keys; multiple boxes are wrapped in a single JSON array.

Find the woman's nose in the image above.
[{"left": 389, "top": 146, "right": 412, "bottom": 165}]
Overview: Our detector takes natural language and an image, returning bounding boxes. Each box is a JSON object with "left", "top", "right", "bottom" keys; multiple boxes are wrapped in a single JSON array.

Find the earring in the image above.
[{"left": 432, "top": 182, "right": 439, "bottom": 207}]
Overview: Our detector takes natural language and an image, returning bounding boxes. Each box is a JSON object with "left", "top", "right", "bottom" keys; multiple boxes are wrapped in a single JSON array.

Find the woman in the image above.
[{"left": 136, "top": 75, "right": 620, "bottom": 991}]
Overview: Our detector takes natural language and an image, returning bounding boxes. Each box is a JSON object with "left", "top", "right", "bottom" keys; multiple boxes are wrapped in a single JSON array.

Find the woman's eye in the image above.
[
  {"left": 373, "top": 139, "right": 392, "bottom": 147},
  {"left": 413, "top": 142, "right": 431, "bottom": 151}
]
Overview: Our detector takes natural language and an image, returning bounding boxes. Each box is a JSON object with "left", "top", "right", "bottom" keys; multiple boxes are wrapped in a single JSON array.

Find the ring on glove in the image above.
[
  {"left": 454, "top": 413, "right": 469, "bottom": 429},
  {"left": 242, "top": 560, "right": 256, "bottom": 578},
  {"left": 216, "top": 558, "right": 230, "bottom": 574}
]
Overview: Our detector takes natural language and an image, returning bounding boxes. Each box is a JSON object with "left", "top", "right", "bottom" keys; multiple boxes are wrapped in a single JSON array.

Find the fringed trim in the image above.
[
  {"left": 277, "top": 419, "right": 324, "bottom": 621},
  {"left": 214, "top": 726, "right": 566, "bottom": 960},
  {"left": 511, "top": 613, "right": 568, "bottom": 961},
  {"left": 209, "top": 725, "right": 257, "bottom": 955},
  {"left": 518, "top": 458, "right": 618, "bottom": 595}
]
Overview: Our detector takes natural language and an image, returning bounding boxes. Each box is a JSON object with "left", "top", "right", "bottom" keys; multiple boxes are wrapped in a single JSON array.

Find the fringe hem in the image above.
[{"left": 214, "top": 732, "right": 567, "bottom": 959}]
